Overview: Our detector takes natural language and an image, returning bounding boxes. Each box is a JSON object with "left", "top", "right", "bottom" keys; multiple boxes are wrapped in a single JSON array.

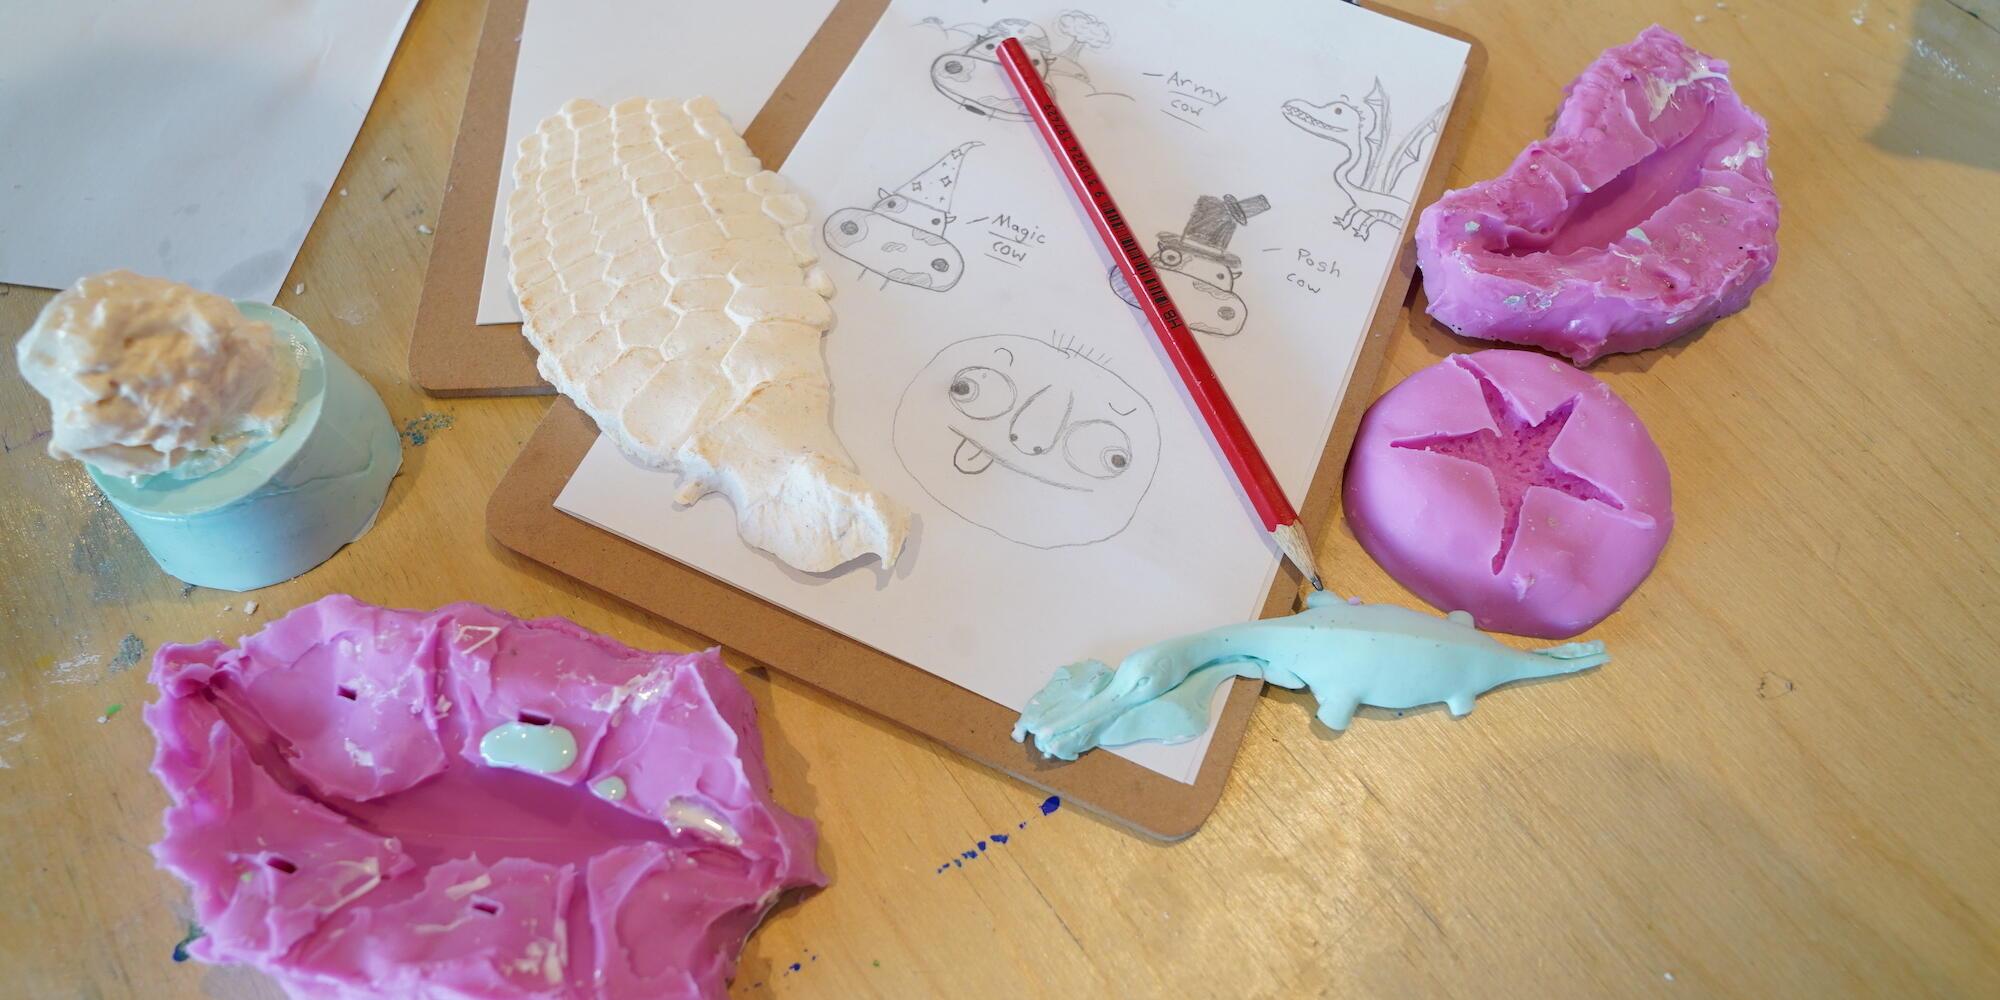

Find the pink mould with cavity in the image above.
[
  {"left": 1414, "top": 26, "right": 1779, "bottom": 364},
  {"left": 145, "top": 595, "right": 823, "bottom": 999}
]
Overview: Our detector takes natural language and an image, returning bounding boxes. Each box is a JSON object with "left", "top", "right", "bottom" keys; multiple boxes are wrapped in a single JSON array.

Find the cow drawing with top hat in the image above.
[{"left": 1110, "top": 193, "right": 1271, "bottom": 338}]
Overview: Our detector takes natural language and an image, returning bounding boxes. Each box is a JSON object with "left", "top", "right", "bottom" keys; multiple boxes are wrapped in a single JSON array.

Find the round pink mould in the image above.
[{"left": 1343, "top": 351, "right": 1672, "bottom": 639}]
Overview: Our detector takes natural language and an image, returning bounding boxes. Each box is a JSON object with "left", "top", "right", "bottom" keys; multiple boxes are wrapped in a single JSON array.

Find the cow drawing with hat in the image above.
[
  {"left": 1110, "top": 193, "right": 1272, "bottom": 338},
  {"left": 824, "top": 141, "right": 982, "bottom": 292},
  {"left": 924, "top": 11, "right": 1124, "bottom": 122}
]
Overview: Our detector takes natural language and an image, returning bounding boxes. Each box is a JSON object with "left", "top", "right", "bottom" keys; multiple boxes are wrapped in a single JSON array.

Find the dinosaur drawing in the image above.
[{"left": 1282, "top": 80, "right": 1444, "bottom": 241}]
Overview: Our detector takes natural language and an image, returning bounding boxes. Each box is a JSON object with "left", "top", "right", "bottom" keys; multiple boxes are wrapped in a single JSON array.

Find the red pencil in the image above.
[{"left": 995, "top": 37, "right": 1325, "bottom": 591}]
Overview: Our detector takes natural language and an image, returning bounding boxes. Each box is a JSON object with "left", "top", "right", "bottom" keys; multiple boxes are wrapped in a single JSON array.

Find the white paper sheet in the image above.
[
  {"left": 0, "top": 0, "right": 416, "bottom": 301},
  {"left": 474, "top": 0, "right": 841, "bottom": 324},
  {"left": 557, "top": 0, "right": 1468, "bottom": 782}
]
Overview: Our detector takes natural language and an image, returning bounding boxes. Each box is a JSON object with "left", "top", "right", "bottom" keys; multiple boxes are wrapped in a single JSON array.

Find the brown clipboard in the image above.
[{"left": 477, "top": 2, "right": 1483, "bottom": 838}]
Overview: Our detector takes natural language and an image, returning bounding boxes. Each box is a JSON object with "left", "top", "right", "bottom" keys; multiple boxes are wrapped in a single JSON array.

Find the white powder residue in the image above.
[
  {"left": 413, "top": 913, "right": 477, "bottom": 935},
  {"left": 1720, "top": 141, "right": 1765, "bottom": 169},
  {"left": 1910, "top": 38, "right": 2000, "bottom": 100},
  {"left": 589, "top": 667, "right": 670, "bottom": 714},
  {"left": 326, "top": 857, "right": 384, "bottom": 910},
  {"left": 0, "top": 704, "right": 27, "bottom": 769},
  {"left": 663, "top": 797, "right": 742, "bottom": 847},
  {"left": 443, "top": 873, "right": 493, "bottom": 900},
  {"left": 1642, "top": 62, "right": 1728, "bottom": 121},
  {"left": 455, "top": 624, "right": 501, "bottom": 654},
  {"left": 48, "top": 653, "right": 103, "bottom": 684},
  {"left": 1915, "top": 39, "right": 1968, "bottom": 82}
]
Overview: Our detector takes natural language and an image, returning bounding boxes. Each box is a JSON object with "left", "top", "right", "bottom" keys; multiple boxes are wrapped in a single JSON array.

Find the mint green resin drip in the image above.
[
  {"left": 591, "top": 776, "right": 628, "bottom": 802},
  {"left": 478, "top": 722, "right": 579, "bottom": 774},
  {"left": 1013, "top": 592, "right": 1610, "bottom": 761}
]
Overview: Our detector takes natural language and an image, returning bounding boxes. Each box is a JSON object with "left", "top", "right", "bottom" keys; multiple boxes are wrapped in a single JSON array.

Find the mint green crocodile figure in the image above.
[{"left": 1013, "top": 591, "right": 1610, "bottom": 761}]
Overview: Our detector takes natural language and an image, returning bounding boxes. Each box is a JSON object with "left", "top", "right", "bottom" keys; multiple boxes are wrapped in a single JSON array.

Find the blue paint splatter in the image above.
[
  {"left": 170, "top": 922, "right": 204, "bottom": 962},
  {"left": 789, "top": 963, "right": 802, "bottom": 973},
  {"left": 932, "top": 797, "right": 1064, "bottom": 874},
  {"left": 399, "top": 411, "right": 454, "bottom": 446},
  {"left": 0, "top": 425, "right": 51, "bottom": 454}
]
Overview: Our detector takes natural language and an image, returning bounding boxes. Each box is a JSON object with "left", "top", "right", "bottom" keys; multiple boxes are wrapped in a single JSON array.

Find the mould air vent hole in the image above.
[
  {"left": 336, "top": 685, "right": 359, "bottom": 701},
  {"left": 265, "top": 857, "right": 299, "bottom": 875},
  {"left": 471, "top": 899, "right": 501, "bottom": 915},
  {"left": 517, "top": 710, "right": 553, "bottom": 727}
]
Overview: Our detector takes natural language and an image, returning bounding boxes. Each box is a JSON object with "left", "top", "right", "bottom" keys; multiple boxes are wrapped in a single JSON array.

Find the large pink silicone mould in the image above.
[
  {"left": 1414, "top": 26, "right": 1779, "bottom": 364},
  {"left": 1344, "top": 351, "right": 1672, "bottom": 639},
  {"left": 145, "top": 595, "right": 823, "bottom": 999}
]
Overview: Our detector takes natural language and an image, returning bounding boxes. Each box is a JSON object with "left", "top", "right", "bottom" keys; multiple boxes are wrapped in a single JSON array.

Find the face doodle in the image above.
[{"left": 894, "top": 335, "right": 1160, "bottom": 548}]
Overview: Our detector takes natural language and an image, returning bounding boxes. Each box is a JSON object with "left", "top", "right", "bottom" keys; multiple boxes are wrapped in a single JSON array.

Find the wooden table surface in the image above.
[{"left": 4, "top": 1, "right": 1997, "bottom": 996}]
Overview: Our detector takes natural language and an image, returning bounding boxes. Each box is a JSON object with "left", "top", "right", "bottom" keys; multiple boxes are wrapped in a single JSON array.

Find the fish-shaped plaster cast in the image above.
[
  {"left": 506, "top": 97, "right": 908, "bottom": 573},
  {"left": 1014, "top": 591, "right": 1609, "bottom": 760}
]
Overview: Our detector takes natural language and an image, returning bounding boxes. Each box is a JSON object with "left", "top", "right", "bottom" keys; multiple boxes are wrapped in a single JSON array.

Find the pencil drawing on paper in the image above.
[
  {"left": 893, "top": 333, "right": 1160, "bottom": 548},
  {"left": 1282, "top": 80, "right": 1444, "bottom": 240},
  {"left": 1110, "top": 193, "right": 1271, "bottom": 338},
  {"left": 921, "top": 11, "right": 1130, "bottom": 121},
  {"left": 823, "top": 141, "right": 981, "bottom": 292}
]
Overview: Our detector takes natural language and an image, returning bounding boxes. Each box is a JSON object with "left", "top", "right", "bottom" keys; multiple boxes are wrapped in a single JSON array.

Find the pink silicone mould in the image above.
[
  {"left": 145, "top": 595, "right": 823, "bottom": 999},
  {"left": 1414, "top": 26, "right": 1779, "bottom": 364},
  {"left": 1344, "top": 351, "right": 1672, "bottom": 639}
]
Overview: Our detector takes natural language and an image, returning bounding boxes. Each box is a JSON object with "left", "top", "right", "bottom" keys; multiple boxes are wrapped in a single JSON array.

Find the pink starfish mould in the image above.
[{"left": 1344, "top": 350, "right": 1673, "bottom": 639}]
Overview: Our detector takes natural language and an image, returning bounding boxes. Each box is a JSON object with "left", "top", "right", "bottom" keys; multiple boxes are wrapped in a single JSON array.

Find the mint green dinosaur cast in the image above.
[{"left": 1013, "top": 592, "right": 1610, "bottom": 761}]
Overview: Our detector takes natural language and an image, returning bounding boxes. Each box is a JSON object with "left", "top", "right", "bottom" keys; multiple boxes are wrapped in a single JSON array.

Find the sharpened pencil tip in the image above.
[{"left": 1309, "top": 574, "right": 1325, "bottom": 591}]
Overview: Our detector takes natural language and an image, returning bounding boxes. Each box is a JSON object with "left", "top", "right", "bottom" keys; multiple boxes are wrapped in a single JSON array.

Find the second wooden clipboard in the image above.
[{"left": 476, "top": 3, "right": 1484, "bottom": 838}]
